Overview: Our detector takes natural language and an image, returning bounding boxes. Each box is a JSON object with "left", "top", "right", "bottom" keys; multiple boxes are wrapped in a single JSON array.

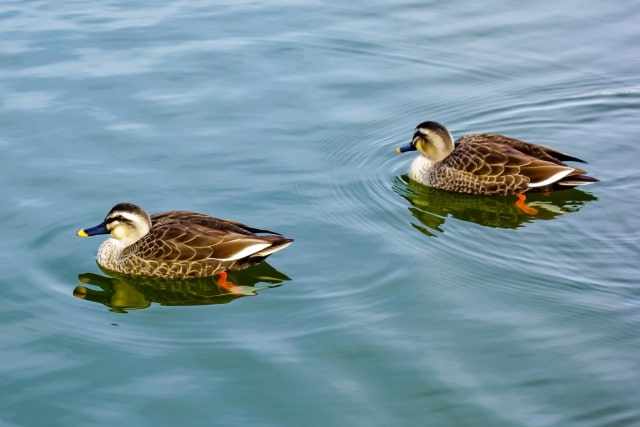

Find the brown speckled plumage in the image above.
[
  {"left": 78, "top": 203, "right": 293, "bottom": 279},
  {"left": 398, "top": 121, "right": 598, "bottom": 196}
]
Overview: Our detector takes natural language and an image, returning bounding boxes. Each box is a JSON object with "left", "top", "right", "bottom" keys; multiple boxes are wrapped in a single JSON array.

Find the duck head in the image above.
[
  {"left": 77, "top": 203, "right": 152, "bottom": 247},
  {"left": 397, "top": 121, "right": 455, "bottom": 162}
]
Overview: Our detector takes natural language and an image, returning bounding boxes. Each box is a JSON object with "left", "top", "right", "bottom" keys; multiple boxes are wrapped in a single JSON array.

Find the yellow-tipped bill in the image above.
[
  {"left": 76, "top": 221, "right": 109, "bottom": 237},
  {"left": 397, "top": 142, "right": 417, "bottom": 153}
]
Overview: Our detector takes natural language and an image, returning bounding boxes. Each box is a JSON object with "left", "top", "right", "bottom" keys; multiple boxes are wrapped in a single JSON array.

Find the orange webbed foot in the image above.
[
  {"left": 216, "top": 271, "right": 243, "bottom": 295},
  {"left": 515, "top": 193, "right": 539, "bottom": 216},
  {"left": 216, "top": 271, "right": 233, "bottom": 290}
]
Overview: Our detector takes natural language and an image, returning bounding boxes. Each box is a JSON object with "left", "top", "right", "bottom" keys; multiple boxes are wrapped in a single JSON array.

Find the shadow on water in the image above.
[
  {"left": 73, "top": 262, "right": 291, "bottom": 313},
  {"left": 393, "top": 175, "right": 597, "bottom": 237}
]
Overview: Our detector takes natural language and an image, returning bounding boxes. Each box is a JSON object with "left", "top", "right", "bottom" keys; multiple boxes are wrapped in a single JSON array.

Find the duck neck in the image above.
[
  {"left": 96, "top": 238, "right": 125, "bottom": 270},
  {"left": 409, "top": 155, "right": 435, "bottom": 181},
  {"left": 429, "top": 131, "right": 455, "bottom": 162}
]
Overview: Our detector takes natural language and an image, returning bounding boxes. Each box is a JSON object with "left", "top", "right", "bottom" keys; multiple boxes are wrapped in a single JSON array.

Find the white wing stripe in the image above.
[
  {"left": 212, "top": 242, "right": 271, "bottom": 261},
  {"left": 528, "top": 169, "right": 574, "bottom": 188}
]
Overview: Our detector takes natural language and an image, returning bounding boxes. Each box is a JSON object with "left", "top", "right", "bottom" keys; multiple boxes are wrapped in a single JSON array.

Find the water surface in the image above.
[{"left": 1, "top": 1, "right": 639, "bottom": 426}]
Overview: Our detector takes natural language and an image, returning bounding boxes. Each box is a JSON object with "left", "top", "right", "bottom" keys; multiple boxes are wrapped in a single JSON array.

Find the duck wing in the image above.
[
  {"left": 446, "top": 139, "right": 580, "bottom": 192},
  {"left": 125, "top": 222, "right": 281, "bottom": 263},
  {"left": 151, "top": 211, "right": 282, "bottom": 236},
  {"left": 457, "top": 133, "right": 587, "bottom": 164}
]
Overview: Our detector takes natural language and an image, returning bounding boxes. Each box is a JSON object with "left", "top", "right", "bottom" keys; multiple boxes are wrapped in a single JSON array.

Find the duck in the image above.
[
  {"left": 77, "top": 203, "right": 293, "bottom": 279},
  {"left": 396, "top": 121, "right": 598, "bottom": 214}
]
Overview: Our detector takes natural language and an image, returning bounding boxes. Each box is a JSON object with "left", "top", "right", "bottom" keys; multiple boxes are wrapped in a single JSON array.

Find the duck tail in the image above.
[
  {"left": 558, "top": 174, "right": 599, "bottom": 187},
  {"left": 252, "top": 237, "right": 294, "bottom": 258},
  {"left": 544, "top": 149, "right": 587, "bottom": 164},
  {"left": 243, "top": 226, "right": 283, "bottom": 236}
]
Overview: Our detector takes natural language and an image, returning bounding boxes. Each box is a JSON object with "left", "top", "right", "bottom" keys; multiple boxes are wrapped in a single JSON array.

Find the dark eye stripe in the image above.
[{"left": 105, "top": 215, "right": 130, "bottom": 224}]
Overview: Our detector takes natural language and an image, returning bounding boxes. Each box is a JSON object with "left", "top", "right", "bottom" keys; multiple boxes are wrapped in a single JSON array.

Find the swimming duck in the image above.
[
  {"left": 397, "top": 121, "right": 598, "bottom": 213},
  {"left": 77, "top": 203, "right": 293, "bottom": 279}
]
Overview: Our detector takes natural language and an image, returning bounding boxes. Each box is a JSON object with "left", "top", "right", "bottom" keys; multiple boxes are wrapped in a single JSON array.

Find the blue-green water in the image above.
[{"left": 2, "top": 1, "right": 639, "bottom": 426}]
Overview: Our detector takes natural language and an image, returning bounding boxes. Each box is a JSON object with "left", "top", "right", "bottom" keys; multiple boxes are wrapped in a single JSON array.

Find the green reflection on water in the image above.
[
  {"left": 74, "top": 262, "right": 291, "bottom": 313},
  {"left": 393, "top": 176, "right": 598, "bottom": 236}
]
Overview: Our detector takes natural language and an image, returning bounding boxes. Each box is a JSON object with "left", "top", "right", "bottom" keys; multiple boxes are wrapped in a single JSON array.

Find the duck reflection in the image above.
[
  {"left": 73, "top": 262, "right": 291, "bottom": 313},
  {"left": 393, "top": 176, "right": 597, "bottom": 236}
]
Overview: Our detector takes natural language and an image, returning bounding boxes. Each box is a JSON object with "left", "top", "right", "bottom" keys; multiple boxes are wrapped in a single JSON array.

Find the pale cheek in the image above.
[{"left": 111, "top": 227, "right": 125, "bottom": 239}]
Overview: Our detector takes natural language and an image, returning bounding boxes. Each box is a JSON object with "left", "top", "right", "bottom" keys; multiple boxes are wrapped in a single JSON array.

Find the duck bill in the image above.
[
  {"left": 396, "top": 143, "right": 416, "bottom": 153},
  {"left": 77, "top": 222, "right": 109, "bottom": 237}
]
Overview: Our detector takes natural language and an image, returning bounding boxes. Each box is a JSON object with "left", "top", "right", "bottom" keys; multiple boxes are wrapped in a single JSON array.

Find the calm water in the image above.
[{"left": 2, "top": 1, "right": 639, "bottom": 426}]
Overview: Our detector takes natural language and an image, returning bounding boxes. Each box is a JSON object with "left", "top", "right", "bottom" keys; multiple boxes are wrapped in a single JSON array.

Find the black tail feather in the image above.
[{"left": 553, "top": 152, "right": 587, "bottom": 164}]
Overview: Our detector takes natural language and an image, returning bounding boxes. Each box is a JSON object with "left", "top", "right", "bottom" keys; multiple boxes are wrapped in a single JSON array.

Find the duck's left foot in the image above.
[
  {"left": 216, "top": 271, "right": 232, "bottom": 289},
  {"left": 216, "top": 271, "right": 242, "bottom": 294},
  {"left": 515, "top": 194, "right": 539, "bottom": 216}
]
